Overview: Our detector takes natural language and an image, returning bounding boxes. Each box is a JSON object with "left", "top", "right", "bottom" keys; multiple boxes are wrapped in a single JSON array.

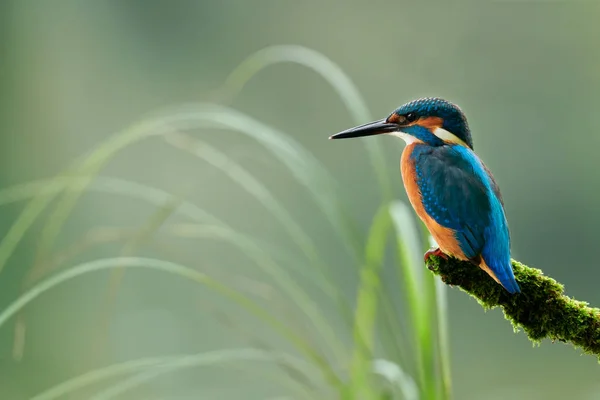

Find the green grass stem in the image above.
[
  {"left": 348, "top": 204, "right": 392, "bottom": 400},
  {"left": 389, "top": 201, "right": 437, "bottom": 400}
]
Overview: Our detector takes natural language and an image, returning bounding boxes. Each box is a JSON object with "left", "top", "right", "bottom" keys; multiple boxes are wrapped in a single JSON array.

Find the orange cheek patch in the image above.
[
  {"left": 387, "top": 114, "right": 443, "bottom": 131},
  {"left": 417, "top": 116, "right": 443, "bottom": 130}
]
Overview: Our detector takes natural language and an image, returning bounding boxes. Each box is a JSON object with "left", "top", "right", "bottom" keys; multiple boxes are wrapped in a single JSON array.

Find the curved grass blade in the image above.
[
  {"left": 0, "top": 176, "right": 217, "bottom": 224},
  {"left": 158, "top": 104, "right": 362, "bottom": 257},
  {"left": 31, "top": 348, "right": 317, "bottom": 400},
  {"left": 87, "top": 348, "right": 317, "bottom": 400},
  {"left": 164, "top": 132, "right": 326, "bottom": 278},
  {"left": 164, "top": 132, "right": 352, "bottom": 324},
  {"left": 160, "top": 223, "right": 347, "bottom": 363},
  {"left": 219, "top": 44, "right": 391, "bottom": 199},
  {"left": 2, "top": 178, "right": 348, "bottom": 368},
  {"left": 14, "top": 176, "right": 219, "bottom": 287},
  {"left": 372, "top": 358, "right": 419, "bottom": 400},
  {"left": 348, "top": 204, "right": 392, "bottom": 400},
  {"left": 0, "top": 257, "right": 342, "bottom": 390},
  {"left": 165, "top": 223, "right": 333, "bottom": 298},
  {"left": 221, "top": 45, "right": 370, "bottom": 123},
  {"left": 0, "top": 177, "right": 345, "bottom": 348}
]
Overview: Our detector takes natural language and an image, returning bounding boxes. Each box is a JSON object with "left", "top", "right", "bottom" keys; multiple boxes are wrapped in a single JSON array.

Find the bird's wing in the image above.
[
  {"left": 481, "top": 162, "right": 504, "bottom": 207},
  {"left": 413, "top": 145, "right": 496, "bottom": 260}
]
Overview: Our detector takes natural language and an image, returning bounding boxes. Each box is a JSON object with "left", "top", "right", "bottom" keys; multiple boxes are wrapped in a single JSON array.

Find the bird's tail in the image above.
[{"left": 479, "top": 258, "right": 521, "bottom": 294}]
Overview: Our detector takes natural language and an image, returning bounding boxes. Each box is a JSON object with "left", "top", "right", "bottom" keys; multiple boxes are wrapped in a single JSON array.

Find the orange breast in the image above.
[{"left": 400, "top": 144, "right": 467, "bottom": 260}]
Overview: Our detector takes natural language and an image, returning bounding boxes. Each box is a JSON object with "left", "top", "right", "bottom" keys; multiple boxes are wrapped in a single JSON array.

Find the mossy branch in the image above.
[{"left": 425, "top": 255, "right": 600, "bottom": 359}]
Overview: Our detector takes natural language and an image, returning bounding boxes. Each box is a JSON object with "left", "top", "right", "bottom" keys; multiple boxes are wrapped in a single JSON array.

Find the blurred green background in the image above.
[{"left": 2, "top": 1, "right": 600, "bottom": 399}]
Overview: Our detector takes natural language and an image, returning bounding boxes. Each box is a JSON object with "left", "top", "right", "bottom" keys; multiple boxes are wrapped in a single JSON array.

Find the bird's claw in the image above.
[{"left": 424, "top": 247, "right": 447, "bottom": 263}]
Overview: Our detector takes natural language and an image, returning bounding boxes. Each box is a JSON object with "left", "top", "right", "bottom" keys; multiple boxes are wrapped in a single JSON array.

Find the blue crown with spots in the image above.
[{"left": 393, "top": 97, "right": 473, "bottom": 149}]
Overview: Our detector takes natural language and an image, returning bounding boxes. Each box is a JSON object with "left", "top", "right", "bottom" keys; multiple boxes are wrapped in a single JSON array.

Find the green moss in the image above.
[{"left": 426, "top": 255, "right": 600, "bottom": 359}]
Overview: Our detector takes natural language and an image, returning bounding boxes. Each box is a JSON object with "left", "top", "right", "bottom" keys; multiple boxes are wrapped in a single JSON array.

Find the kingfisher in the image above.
[{"left": 329, "top": 97, "right": 520, "bottom": 294}]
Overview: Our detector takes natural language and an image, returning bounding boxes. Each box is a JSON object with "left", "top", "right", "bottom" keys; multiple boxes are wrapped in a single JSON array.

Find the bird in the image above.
[{"left": 329, "top": 97, "right": 520, "bottom": 294}]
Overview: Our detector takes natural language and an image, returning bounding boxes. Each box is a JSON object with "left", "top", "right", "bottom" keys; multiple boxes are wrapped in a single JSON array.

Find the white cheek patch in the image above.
[
  {"left": 387, "top": 131, "right": 423, "bottom": 144},
  {"left": 433, "top": 127, "right": 468, "bottom": 147}
]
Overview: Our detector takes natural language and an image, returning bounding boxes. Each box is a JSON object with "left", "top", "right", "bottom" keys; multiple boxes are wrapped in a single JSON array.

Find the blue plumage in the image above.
[
  {"left": 401, "top": 125, "right": 444, "bottom": 146},
  {"left": 411, "top": 144, "right": 520, "bottom": 293}
]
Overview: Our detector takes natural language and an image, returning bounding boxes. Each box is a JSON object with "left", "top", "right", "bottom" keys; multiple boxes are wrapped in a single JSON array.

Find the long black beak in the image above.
[{"left": 329, "top": 119, "right": 398, "bottom": 140}]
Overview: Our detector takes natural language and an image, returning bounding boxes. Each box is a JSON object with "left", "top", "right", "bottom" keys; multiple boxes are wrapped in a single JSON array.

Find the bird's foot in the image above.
[{"left": 424, "top": 247, "right": 447, "bottom": 263}]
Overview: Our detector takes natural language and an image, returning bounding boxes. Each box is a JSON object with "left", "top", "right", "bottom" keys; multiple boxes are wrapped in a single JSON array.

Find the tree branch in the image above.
[{"left": 425, "top": 255, "right": 600, "bottom": 359}]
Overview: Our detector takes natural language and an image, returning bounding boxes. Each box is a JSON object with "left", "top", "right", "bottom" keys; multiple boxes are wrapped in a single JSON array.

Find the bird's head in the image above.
[{"left": 329, "top": 97, "right": 473, "bottom": 149}]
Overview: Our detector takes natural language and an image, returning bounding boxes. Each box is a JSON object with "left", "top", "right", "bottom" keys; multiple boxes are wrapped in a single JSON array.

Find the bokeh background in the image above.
[{"left": 2, "top": 1, "right": 600, "bottom": 399}]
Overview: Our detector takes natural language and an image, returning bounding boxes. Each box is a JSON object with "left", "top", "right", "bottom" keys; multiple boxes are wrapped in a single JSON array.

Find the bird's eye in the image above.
[{"left": 405, "top": 112, "right": 417, "bottom": 123}]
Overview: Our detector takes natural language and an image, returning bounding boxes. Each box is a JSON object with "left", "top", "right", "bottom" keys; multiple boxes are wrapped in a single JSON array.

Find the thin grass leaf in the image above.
[
  {"left": 164, "top": 132, "right": 352, "bottom": 326},
  {"left": 87, "top": 348, "right": 317, "bottom": 400},
  {"left": 0, "top": 176, "right": 216, "bottom": 223},
  {"left": 165, "top": 223, "right": 334, "bottom": 300},
  {"left": 219, "top": 44, "right": 391, "bottom": 200},
  {"left": 31, "top": 348, "right": 317, "bottom": 400},
  {"left": 376, "top": 291, "right": 408, "bottom": 375},
  {"left": 0, "top": 257, "right": 342, "bottom": 391},
  {"left": 389, "top": 201, "right": 436, "bottom": 400},
  {"left": 15, "top": 176, "right": 221, "bottom": 288},
  {"left": 163, "top": 223, "right": 347, "bottom": 364},
  {"left": 164, "top": 132, "right": 326, "bottom": 279},
  {"left": 376, "top": 259, "right": 414, "bottom": 377},
  {"left": 0, "top": 176, "right": 347, "bottom": 366},
  {"left": 348, "top": 204, "right": 392, "bottom": 400},
  {"left": 159, "top": 104, "right": 362, "bottom": 257},
  {"left": 221, "top": 45, "right": 370, "bottom": 123}
]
